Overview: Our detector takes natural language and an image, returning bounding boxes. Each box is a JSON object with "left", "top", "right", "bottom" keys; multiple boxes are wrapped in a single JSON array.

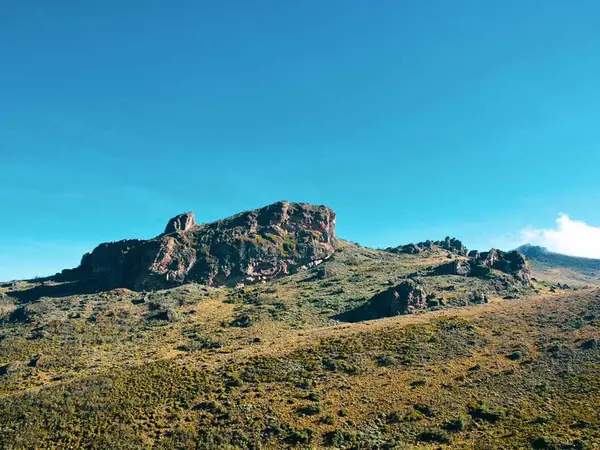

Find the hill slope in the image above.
[
  {"left": 517, "top": 244, "right": 600, "bottom": 287},
  {"left": 1, "top": 203, "right": 598, "bottom": 449}
]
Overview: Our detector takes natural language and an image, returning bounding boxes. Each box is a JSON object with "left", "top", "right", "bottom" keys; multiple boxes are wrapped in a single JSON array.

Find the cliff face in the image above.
[{"left": 61, "top": 201, "right": 336, "bottom": 290}]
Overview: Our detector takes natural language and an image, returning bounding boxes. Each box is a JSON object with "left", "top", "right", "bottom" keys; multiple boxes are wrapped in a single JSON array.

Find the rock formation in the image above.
[
  {"left": 483, "top": 250, "right": 531, "bottom": 284},
  {"left": 435, "top": 249, "right": 531, "bottom": 285},
  {"left": 335, "top": 279, "right": 429, "bottom": 322},
  {"left": 164, "top": 212, "right": 196, "bottom": 234},
  {"left": 387, "top": 237, "right": 468, "bottom": 256},
  {"left": 58, "top": 201, "right": 336, "bottom": 290},
  {"left": 369, "top": 279, "right": 428, "bottom": 316}
]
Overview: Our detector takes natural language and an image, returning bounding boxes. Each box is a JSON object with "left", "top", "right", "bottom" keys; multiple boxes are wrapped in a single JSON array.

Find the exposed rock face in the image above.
[
  {"left": 393, "top": 243, "right": 422, "bottom": 255},
  {"left": 75, "top": 239, "right": 145, "bottom": 289},
  {"left": 362, "top": 279, "right": 428, "bottom": 318},
  {"left": 440, "top": 237, "right": 468, "bottom": 256},
  {"left": 434, "top": 249, "right": 531, "bottom": 285},
  {"left": 59, "top": 201, "right": 336, "bottom": 290},
  {"left": 387, "top": 237, "right": 468, "bottom": 256},
  {"left": 437, "top": 259, "right": 471, "bottom": 276},
  {"left": 164, "top": 212, "right": 196, "bottom": 234},
  {"left": 484, "top": 250, "right": 531, "bottom": 284}
]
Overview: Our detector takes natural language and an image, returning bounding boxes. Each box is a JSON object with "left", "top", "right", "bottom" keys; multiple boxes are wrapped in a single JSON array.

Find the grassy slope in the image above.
[
  {"left": 1, "top": 243, "right": 599, "bottom": 449},
  {"left": 520, "top": 247, "right": 600, "bottom": 287}
]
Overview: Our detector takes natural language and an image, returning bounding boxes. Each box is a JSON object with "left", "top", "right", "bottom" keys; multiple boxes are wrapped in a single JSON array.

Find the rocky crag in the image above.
[
  {"left": 387, "top": 237, "right": 531, "bottom": 284},
  {"left": 57, "top": 201, "right": 336, "bottom": 290},
  {"left": 435, "top": 248, "right": 532, "bottom": 285},
  {"left": 386, "top": 237, "right": 468, "bottom": 256}
]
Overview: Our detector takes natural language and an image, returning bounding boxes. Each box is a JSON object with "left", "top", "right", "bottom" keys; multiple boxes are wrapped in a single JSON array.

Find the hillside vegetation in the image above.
[{"left": 1, "top": 203, "right": 599, "bottom": 449}]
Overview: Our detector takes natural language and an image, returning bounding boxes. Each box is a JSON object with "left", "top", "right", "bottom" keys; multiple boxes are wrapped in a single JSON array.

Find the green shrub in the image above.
[
  {"left": 507, "top": 351, "right": 522, "bottom": 360},
  {"left": 230, "top": 313, "right": 253, "bottom": 328},
  {"left": 376, "top": 355, "right": 396, "bottom": 367},
  {"left": 319, "top": 414, "right": 335, "bottom": 425},
  {"left": 444, "top": 416, "right": 467, "bottom": 432},
  {"left": 297, "top": 403, "right": 322, "bottom": 416},
  {"left": 413, "top": 403, "right": 434, "bottom": 417},
  {"left": 405, "top": 410, "right": 425, "bottom": 422},
  {"left": 285, "top": 428, "right": 314, "bottom": 445},
  {"left": 177, "top": 336, "right": 222, "bottom": 352},
  {"left": 324, "top": 429, "right": 356, "bottom": 447},
  {"left": 468, "top": 403, "right": 505, "bottom": 422},
  {"left": 418, "top": 429, "right": 450, "bottom": 444},
  {"left": 306, "top": 391, "right": 319, "bottom": 401}
]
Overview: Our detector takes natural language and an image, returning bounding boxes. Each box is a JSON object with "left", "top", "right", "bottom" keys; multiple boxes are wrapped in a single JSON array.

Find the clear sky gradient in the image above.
[{"left": 2, "top": 1, "right": 600, "bottom": 280}]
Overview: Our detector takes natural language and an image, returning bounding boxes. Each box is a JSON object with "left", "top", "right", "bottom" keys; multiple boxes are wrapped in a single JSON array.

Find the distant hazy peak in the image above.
[{"left": 515, "top": 243, "right": 551, "bottom": 256}]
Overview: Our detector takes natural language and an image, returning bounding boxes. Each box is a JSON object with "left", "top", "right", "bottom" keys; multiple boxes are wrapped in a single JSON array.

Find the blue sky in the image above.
[{"left": 2, "top": 1, "right": 600, "bottom": 280}]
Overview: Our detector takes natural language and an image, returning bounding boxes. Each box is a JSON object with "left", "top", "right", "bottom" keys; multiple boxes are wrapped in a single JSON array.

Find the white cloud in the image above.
[{"left": 521, "top": 214, "right": 600, "bottom": 258}]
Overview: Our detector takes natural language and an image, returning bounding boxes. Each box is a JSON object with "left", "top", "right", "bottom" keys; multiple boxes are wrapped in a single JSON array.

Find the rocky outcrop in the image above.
[
  {"left": 434, "top": 249, "right": 531, "bottom": 285},
  {"left": 485, "top": 250, "right": 531, "bottom": 284},
  {"left": 441, "top": 237, "right": 468, "bottom": 256},
  {"left": 374, "top": 279, "right": 428, "bottom": 315},
  {"left": 58, "top": 201, "right": 336, "bottom": 290},
  {"left": 387, "top": 237, "right": 468, "bottom": 256},
  {"left": 164, "top": 212, "right": 196, "bottom": 234},
  {"left": 435, "top": 259, "right": 471, "bottom": 276},
  {"left": 73, "top": 239, "right": 144, "bottom": 289},
  {"left": 337, "top": 279, "right": 428, "bottom": 322},
  {"left": 392, "top": 243, "right": 422, "bottom": 255},
  {"left": 468, "top": 250, "right": 480, "bottom": 259}
]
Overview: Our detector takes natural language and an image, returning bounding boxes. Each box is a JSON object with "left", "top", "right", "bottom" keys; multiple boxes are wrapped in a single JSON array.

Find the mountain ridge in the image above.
[{"left": 515, "top": 243, "right": 600, "bottom": 286}]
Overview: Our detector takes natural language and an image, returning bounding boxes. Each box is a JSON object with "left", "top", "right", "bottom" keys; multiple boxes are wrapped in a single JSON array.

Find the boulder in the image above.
[
  {"left": 164, "top": 212, "right": 196, "bottom": 234},
  {"left": 364, "top": 279, "right": 428, "bottom": 317},
  {"left": 314, "top": 266, "right": 335, "bottom": 280},
  {"left": 435, "top": 259, "right": 471, "bottom": 276}
]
